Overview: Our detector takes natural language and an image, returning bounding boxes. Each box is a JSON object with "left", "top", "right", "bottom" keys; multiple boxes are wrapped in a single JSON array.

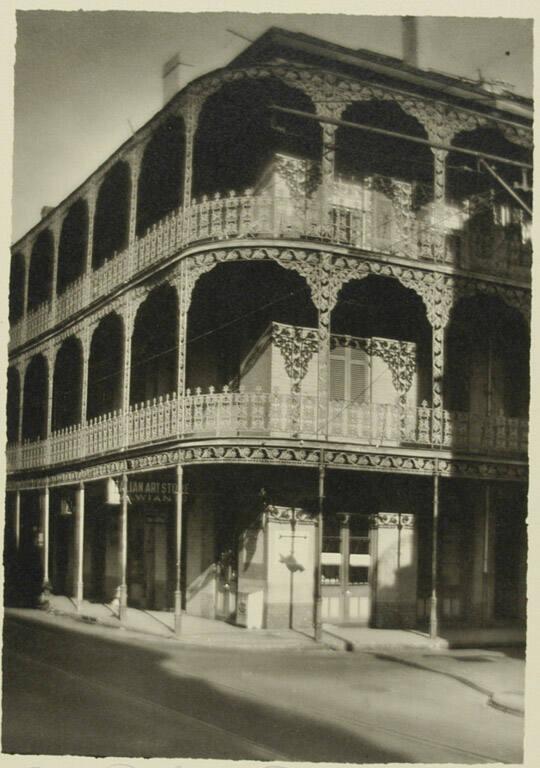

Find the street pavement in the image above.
[{"left": 3, "top": 609, "right": 525, "bottom": 763}]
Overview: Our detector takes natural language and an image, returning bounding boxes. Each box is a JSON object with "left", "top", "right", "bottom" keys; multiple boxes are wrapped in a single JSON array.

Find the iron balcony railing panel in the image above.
[
  {"left": 9, "top": 181, "right": 529, "bottom": 351},
  {"left": 6, "top": 390, "right": 528, "bottom": 472}
]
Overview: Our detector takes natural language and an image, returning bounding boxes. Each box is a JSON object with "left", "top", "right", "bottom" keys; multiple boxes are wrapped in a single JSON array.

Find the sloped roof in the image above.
[{"left": 230, "top": 26, "right": 532, "bottom": 121}]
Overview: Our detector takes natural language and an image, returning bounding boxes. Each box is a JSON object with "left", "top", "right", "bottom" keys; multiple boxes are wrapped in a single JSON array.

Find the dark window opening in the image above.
[
  {"left": 136, "top": 118, "right": 185, "bottom": 236},
  {"left": 52, "top": 337, "right": 83, "bottom": 430},
  {"left": 130, "top": 284, "right": 178, "bottom": 406},
  {"left": 9, "top": 252, "right": 25, "bottom": 323},
  {"left": 87, "top": 313, "right": 124, "bottom": 419},
  {"left": 335, "top": 101, "right": 434, "bottom": 200},
  {"left": 22, "top": 354, "right": 48, "bottom": 441},
  {"left": 93, "top": 162, "right": 131, "bottom": 270},
  {"left": 57, "top": 199, "right": 88, "bottom": 295},
  {"left": 193, "top": 77, "right": 321, "bottom": 199},
  {"left": 6, "top": 367, "right": 21, "bottom": 443},
  {"left": 28, "top": 230, "right": 53, "bottom": 312}
]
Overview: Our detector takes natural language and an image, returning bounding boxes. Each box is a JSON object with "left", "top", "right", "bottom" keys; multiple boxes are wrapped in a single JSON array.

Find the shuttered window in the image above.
[
  {"left": 330, "top": 342, "right": 370, "bottom": 403},
  {"left": 330, "top": 346, "right": 346, "bottom": 400}
]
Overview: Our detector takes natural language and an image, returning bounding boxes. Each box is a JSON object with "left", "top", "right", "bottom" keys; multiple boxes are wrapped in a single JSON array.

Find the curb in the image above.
[
  {"left": 321, "top": 629, "right": 448, "bottom": 653},
  {"left": 488, "top": 693, "right": 524, "bottom": 717},
  {"left": 45, "top": 606, "right": 320, "bottom": 652},
  {"left": 372, "top": 652, "right": 524, "bottom": 716}
]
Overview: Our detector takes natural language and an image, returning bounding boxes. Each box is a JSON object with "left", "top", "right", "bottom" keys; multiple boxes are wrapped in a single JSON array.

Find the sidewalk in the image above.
[
  {"left": 322, "top": 622, "right": 526, "bottom": 652},
  {"left": 371, "top": 647, "right": 525, "bottom": 716},
  {"left": 45, "top": 595, "right": 317, "bottom": 651},
  {"left": 322, "top": 622, "right": 525, "bottom": 716},
  {"left": 20, "top": 598, "right": 526, "bottom": 716}
]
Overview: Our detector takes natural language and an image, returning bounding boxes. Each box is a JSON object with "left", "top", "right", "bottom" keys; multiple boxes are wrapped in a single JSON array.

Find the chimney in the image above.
[
  {"left": 162, "top": 53, "right": 182, "bottom": 105},
  {"left": 402, "top": 16, "right": 419, "bottom": 69}
]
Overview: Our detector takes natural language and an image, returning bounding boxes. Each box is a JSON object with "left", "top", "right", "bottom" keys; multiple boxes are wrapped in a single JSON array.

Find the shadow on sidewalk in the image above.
[{"left": 3, "top": 611, "right": 406, "bottom": 762}]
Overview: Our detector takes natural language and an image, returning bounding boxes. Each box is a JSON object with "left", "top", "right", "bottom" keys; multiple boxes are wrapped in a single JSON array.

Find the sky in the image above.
[{"left": 11, "top": 11, "right": 533, "bottom": 241}]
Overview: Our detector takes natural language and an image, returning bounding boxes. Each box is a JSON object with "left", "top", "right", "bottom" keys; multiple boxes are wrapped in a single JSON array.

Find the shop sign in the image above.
[{"left": 128, "top": 480, "right": 177, "bottom": 504}]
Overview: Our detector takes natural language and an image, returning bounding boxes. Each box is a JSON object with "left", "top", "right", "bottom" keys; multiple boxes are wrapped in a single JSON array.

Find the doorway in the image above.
[
  {"left": 321, "top": 514, "right": 371, "bottom": 624},
  {"left": 127, "top": 504, "right": 173, "bottom": 610}
]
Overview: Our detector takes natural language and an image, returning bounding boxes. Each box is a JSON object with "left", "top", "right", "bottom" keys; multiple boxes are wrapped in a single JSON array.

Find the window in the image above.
[
  {"left": 348, "top": 516, "right": 370, "bottom": 585},
  {"left": 330, "top": 343, "right": 370, "bottom": 403},
  {"left": 322, "top": 516, "right": 341, "bottom": 585},
  {"left": 321, "top": 515, "right": 371, "bottom": 586}
]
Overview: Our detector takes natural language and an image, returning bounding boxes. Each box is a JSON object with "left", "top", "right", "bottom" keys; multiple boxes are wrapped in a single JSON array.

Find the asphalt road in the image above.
[{"left": 2, "top": 611, "right": 524, "bottom": 762}]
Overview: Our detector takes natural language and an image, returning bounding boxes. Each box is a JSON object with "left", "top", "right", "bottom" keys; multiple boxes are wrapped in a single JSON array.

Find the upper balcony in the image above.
[
  {"left": 8, "top": 161, "right": 531, "bottom": 352},
  {"left": 7, "top": 304, "right": 529, "bottom": 474},
  {"left": 9, "top": 76, "right": 531, "bottom": 353},
  {"left": 5, "top": 389, "right": 529, "bottom": 473}
]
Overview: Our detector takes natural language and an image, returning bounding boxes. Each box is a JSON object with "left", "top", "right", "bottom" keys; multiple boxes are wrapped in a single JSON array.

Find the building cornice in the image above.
[{"left": 5, "top": 436, "right": 528, "bottom": 490}]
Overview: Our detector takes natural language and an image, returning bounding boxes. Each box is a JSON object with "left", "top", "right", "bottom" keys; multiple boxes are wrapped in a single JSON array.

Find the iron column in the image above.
[{"left": 174, "top": 464, "right": 184, "bottom": 635}]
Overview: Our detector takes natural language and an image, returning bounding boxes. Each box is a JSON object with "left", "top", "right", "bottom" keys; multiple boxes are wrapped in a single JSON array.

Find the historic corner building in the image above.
[{"left": 5, "top": 27, "right": 531, "bottom": 636}]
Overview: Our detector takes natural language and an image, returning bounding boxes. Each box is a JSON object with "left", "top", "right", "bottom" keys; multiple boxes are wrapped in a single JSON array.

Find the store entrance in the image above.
[
  {"left": 321, "top": 514, "right": 371, "bottom": 624},
  {"left": 127, "top": 504, "right": 173, "bottom": 611}
]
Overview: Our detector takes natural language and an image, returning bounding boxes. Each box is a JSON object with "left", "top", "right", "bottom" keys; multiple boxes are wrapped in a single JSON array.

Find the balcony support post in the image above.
[
  {"left": 84, "top": 184, "right": 97, "bottom": 304},
  {"left": 316, "top": 258, "right": 333, "bottom": 440},
  {"left": 175, "top": 262, "right": 189, "bottom": 439},
  {"left": 17, "top": 360, "right": 27, "bottom": 447},
  {"left": 14, "top": 490, "right": 21, "bottom": 551},
  {"left": 314, "top": 455, "right": 325, "bottom": 643},
  {"left": 430, "top": 461, "right": 440, "bottom": 641},
  {"left": 118, "top": 474, "right": 129, "bottom": 623},
  {"left": 46, "top": 344, "right": 55, "bottom": 464},
  {"left": 174, "top": 464, "right": 184, "bottom": 635},
  {"left": 40, "top": 485, "right": 51, "bottom": 600},
  {"left": 127, "top": 146, "right": 144, "bottom": 277},
  {"left": 482, "top": 482, "right": 492, "bottom": 626},
  {"left": 320, "top": 122, "right": 337, "bottom": 227},
  {"left": 431, "top": 148, "right": 448, "bottom": 262},
  {"left": 315, "top": 101, "right": 344, "bottom": 236},
  {"left": 431, "top": 323, "right": 445, "bottom": 446},
  {"left": 74, "top": 481, "right": 85, "bottom": 611},
  {"left": 122, "top": 304, "right": 135, "bottom": 449},
  {"left": 50, "top": 219, "right": 61, "bottom": 322},
  {"left": 22, "top": 245, "right": 30, "bottom": 322},
  {"left": 182, "top": 96, "right": 201, "bottom": 218},
  {"left": 80, "top": 324, "right": 90, "bottom": 420}
]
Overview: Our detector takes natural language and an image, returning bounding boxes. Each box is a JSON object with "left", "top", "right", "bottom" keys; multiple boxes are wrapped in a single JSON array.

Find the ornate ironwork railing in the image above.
[
  {"left": 6, "top": 389, "right": 528, "bottom": 471},
  {"left": 9, "top": 182, "right": 530, "bottom": 350}
]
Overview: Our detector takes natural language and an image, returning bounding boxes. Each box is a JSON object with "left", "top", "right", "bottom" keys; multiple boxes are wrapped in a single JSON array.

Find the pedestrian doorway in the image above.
[
  {"left": 321, "top": 514, "right": 371, "bottom": 624},
  {"left": 214, "top": 507, "right": 239, "bottom": 622},
  {"left": 127, "top": 503, "right": 174, "bottom": 611},
  {"left": 50, "top": 491, "right": 74, "bottom": 597}
]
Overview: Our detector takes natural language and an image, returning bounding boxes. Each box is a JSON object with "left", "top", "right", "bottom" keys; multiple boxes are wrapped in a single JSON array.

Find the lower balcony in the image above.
[{"left": 6, "top": 389, "right": 528, "bottom": 473}]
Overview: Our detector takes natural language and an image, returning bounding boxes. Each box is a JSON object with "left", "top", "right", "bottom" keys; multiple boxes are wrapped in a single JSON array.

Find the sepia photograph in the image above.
[{"left": 2, "top": 6, "right": 534, "bottom": 765}]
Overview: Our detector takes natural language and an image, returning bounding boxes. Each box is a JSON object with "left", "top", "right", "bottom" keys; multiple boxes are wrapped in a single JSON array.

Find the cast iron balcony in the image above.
[
  {"left": 6, "top": 388, "right": 528, "bottom": 472},
  {"left": 9, "top": 179, "right": 531, "bottom": 351}
]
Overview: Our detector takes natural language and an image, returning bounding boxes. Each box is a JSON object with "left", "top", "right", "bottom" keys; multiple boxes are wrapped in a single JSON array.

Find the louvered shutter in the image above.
[
  {"left": 350, "top": 346, "right": 370, "bottom": 404},
  {"left": 330, "top": 346, "right": 346, "bottom": 400}
]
